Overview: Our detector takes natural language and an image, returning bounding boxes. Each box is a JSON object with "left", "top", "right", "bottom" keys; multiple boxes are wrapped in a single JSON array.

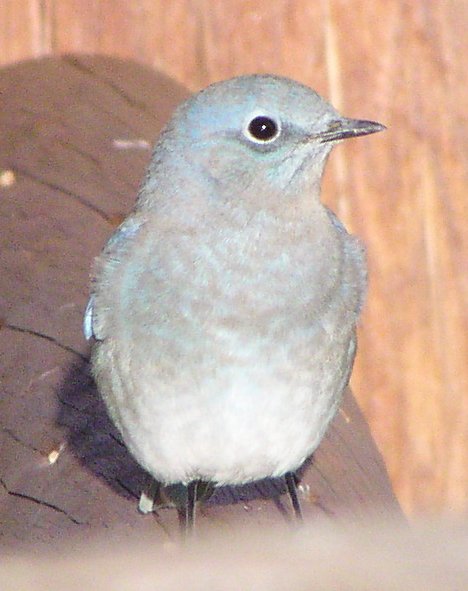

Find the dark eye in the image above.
[{"left": 246, "top": 116, "right": 280, "bottom": 143}]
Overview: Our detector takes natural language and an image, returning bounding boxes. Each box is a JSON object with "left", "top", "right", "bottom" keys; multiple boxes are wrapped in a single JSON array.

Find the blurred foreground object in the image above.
[{"left": 1, "top": 518, "right": 467, "bottom": 590}]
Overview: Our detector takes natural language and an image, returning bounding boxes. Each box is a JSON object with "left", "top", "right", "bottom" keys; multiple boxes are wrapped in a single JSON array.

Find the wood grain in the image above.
[{"left": 0, "top": 0, "right": 466, "bottom": 515}]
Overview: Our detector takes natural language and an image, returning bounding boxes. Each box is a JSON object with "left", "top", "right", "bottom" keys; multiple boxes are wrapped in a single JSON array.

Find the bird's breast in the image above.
[
  {"left": 93, "top": 205, "right": 365, "bottom": 374},
  {"left": 127, "top": 213, "right": 343, "bottom": 334}
]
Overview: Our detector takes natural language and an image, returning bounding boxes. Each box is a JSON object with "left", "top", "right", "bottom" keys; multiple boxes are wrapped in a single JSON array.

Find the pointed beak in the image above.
[{"left": 316, "top": 118, "right": 386, "bottom": 143}]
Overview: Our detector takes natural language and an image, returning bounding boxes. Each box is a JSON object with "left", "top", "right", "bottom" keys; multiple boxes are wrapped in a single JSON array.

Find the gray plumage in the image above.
[{"left": 84, "top": 75, "right": 383, "bottom": 503}]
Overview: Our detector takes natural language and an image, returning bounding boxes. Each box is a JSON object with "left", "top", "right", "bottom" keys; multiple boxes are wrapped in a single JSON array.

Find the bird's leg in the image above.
[
  {"left": 138, "top": 476, "right": 159, "bottom": 514},
  {"left": 285, "top": 472, "right": 303, "bottom": 521},
  {"left": 185, "top": 480, "right": 199, "bottom": 535}
]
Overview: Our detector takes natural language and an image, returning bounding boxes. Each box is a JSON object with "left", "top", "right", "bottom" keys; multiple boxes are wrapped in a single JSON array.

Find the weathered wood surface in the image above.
[
  {"left": 0, "top": 0, "right": 466, "bottom": 518},
  {"left": 0, "top": 56, "right": 400, "bottom": 548}
]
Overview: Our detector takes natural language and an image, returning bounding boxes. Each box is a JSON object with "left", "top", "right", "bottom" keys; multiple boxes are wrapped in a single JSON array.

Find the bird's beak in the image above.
[{"left": 316, "top": 118, "right": 386, "bottom": 143}]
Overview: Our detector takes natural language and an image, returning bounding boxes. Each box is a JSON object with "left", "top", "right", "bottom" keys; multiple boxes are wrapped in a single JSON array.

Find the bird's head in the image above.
[{"left": 145, "top": 75, "right": 384, "bottom": 208}]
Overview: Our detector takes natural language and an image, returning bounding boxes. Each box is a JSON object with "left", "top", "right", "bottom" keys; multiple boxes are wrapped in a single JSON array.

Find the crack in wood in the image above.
[
  {"left": 62, "top": 55, "right": 162, "bottom": 121},
  {"left": 60, "top": 57, "right": 157, "bottom": 138},
  {"left": 56, "top": 394, "right": 85, "bottom": 414},
  {"left": 9, "top": 165, "right": 113, "bottom": 224},
  {"left": 56, "top": 139, "right": 102, "bottom": 169},
  {"left": 1, "top": 426, "right": 43, "bottom": 455},
  {"left": 15, "top": 104, "right": 148, "bottom": 197},
  {"left": 0, "top": 477, "right": 85, "bottom": 525},
  {"left": 3, "top": 323, "right": 89, "bottom": 362},
  {"left": 56, "top": 138, "right": 138, "bottom": 196}
]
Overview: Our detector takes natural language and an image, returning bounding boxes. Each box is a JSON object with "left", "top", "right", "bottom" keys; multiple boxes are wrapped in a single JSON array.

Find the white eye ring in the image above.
[{"left": 243, "top": 114, "right": 281, "bottom": 144}]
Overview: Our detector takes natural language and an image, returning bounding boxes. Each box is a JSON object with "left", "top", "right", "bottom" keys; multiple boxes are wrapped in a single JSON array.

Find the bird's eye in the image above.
[{"left": 245, "top": 116, "right": 280, "bottom": 143}]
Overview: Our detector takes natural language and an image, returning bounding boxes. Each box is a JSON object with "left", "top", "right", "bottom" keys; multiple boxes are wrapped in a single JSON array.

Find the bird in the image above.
[{"left": 83, "top": 74, "right": 385, "bottom": 533}]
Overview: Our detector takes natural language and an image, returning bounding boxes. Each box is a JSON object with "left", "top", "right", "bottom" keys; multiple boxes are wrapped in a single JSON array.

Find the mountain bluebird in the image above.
[{"left": 84, "top": 75, "right": 385, "bottom": 531}]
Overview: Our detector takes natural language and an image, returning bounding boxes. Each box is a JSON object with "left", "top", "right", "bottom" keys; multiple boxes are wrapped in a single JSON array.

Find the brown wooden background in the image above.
[{"left": 1, "top": 0, "right": 466, "bottom": 516}]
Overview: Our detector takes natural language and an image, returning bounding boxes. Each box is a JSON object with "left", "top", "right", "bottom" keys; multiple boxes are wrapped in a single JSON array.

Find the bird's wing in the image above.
[
  {"left": 325, "top": 206, "right": 347, "bottom": 234},
  {"left": 83, "top": 215, "right": 145, "bottom": 342},
  {"left": 83, "top": 294, "right": 97, "bottom": 340}
]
